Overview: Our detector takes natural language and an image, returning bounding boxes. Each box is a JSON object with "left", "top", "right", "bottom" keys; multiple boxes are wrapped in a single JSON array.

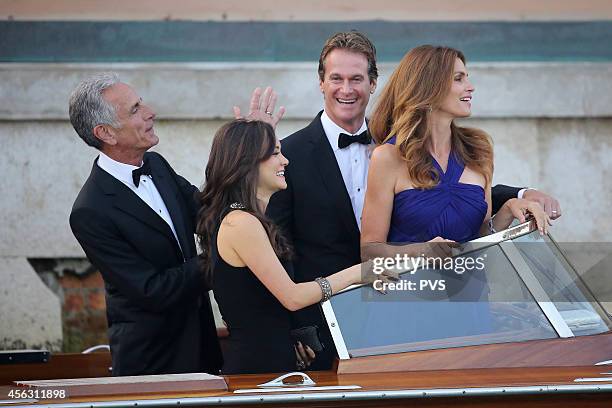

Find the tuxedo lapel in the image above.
[
  {"left": 307, "top": 114, "right": 360, "bottom": 237},
  {"left": 147, "top": 155, "right": 191, "bottom": 258},
  {"left": 91, "top": 162, "right": 181, "bottom": 250}
]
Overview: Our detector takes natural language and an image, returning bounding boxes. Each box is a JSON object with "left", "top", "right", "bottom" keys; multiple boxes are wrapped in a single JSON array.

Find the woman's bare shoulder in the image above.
[
  {"left": 371, "top": 143, "right": 404, "bottom": 167},
  {"left": 222, "top": 210, "right": 264, "bottom": 233}
]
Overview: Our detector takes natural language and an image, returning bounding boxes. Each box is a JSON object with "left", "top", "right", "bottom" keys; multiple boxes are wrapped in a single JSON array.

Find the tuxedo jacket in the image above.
[
  {"left": 70, "top": 151, "right": 222, "bottom": 376},
  {"left": 267, "top": 112, "right": 521, "bottom": 368}
]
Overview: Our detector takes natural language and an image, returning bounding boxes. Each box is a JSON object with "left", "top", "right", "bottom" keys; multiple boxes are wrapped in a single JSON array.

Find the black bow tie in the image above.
[
  {"left": 338, "top": 130, "right": 371, "bottom": 149},
  {"left": 132, "top": 159, "right": 152, "bottom": 187}
]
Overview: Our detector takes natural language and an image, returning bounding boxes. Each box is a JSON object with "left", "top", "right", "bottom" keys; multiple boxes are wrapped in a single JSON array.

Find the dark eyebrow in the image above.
[
  {"left": 454, "top": 71, "right": 467, "bottom": 77},
  {"left": 130, "top": 98, "right": 143, "bottom": 111}
]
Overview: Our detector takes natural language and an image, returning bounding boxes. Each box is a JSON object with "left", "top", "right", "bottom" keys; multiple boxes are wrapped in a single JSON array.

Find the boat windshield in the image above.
[{"left": 323, "top": 221, "right": 612, "bottom": 359}]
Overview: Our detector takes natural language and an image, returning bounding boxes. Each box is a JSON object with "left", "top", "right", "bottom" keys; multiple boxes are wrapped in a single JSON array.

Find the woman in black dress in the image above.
[{"left": 196, "top": 119, "right": 381, "bottom": 374}]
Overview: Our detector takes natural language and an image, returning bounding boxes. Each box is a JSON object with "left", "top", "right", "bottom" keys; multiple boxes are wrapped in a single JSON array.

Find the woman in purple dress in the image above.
[
  {"left": 363, "top": 45, "right": 549, "bottom": 245},
  {"left": 360, "top": 45, "right": 550, "bottom": 342}
]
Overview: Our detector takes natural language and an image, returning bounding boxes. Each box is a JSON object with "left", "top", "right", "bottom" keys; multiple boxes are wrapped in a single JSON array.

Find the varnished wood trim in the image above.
[
  {"left": 0, "top": 352, "right": 111, "bottom": 385},
  {"left": 337, "top": 332, "right": 612, "bottom": 374}
]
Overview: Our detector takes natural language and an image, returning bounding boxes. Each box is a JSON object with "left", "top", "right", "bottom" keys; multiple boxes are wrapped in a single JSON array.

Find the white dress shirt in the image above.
[
  {"left": 320, "top": 111, "right": 372, "bottom": 230},
  {"left": 97, "top": 152, "right": 183, "bottom": 255}
]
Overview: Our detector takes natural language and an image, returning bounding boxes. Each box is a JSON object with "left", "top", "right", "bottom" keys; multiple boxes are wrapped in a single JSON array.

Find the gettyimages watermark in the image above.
[
  {"left": 372, "top": 252, "right": 487, "bottom": 274},
  {"left": 358, "top": 241, "right": 612, "bottom": 303},
  {"left": 369, "top": 253, "right": 487, "bottom": 294}
]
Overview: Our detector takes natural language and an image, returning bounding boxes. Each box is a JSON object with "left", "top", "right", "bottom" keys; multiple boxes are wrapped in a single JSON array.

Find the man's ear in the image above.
[
  {"left": 369, "top": 79, "right": 377, "bottom": 94},
  {"left": 93, "top": 124, "right": 117, "bottom": 146},
  {"left": 319, "top": 78, "right": 325, "bottom": 94}
]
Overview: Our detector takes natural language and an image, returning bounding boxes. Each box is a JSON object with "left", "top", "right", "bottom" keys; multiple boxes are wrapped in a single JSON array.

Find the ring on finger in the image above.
[{"left": 265, "top": 110, "right": 273, "bottom": 116}]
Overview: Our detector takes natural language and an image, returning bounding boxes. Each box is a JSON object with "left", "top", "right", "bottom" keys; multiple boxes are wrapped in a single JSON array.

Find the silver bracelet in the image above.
[
  {"left": 315, "top": 277, "right": 333, "bottom": 303},
  {"left": 488, "top": 214, "right": 497, "bottom": 234}
]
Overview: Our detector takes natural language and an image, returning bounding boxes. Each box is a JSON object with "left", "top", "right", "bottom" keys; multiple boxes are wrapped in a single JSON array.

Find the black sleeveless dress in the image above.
[{"left": 211, "top": 215, "right": 296, "bottom": 374}]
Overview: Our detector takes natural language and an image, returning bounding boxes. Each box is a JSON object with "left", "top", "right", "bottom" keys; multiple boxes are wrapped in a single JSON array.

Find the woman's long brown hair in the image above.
[
  {"left": 196, "top": 120, "right": 292, "bottom": 281},
  {"left": 369, "top": 45, "right": 493, "bottom": 189}
]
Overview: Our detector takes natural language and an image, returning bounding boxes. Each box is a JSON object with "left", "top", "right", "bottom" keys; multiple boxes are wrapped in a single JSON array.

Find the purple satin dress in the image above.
[
  {"left": 361, "top": 137, "right": 491, "bottom": 347},
  {"left": 386, "top": 137, "right": 487, "bottom": 243}
]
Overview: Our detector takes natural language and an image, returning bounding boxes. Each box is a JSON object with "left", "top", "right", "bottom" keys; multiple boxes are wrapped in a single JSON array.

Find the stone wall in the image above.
[{"left": 0, "top": 258, "right": 62, "bottom": 351}]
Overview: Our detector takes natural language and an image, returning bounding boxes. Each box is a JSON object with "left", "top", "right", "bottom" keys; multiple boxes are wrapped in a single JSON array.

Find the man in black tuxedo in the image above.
[
  {"left": 69, "top": 73, "right": 222, "bottom": 376},
  {"left": 267, "top": 31, "right": 562, "bottom": 370}
]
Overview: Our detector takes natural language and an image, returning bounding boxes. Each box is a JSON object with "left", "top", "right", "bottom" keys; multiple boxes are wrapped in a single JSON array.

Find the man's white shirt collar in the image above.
[
  {"left": 319, "top": 110, "right": 370, "bottom": 230},
  {"left": 96, "top": 151, "right": 183, "bottom": 253},
  {"left": 97, "top": 151, "right": 144, "bottom": 187},
  {"left": 320, "top": 110, "right": 368, "bottom": 151}
]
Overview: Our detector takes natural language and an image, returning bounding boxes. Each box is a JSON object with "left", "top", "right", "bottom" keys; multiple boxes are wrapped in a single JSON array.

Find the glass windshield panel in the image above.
[
  {"left": 512, "top": 232, "right": 612, "bottom": 336},
  {"left": 329, "top": 243, "right": 557, "bottom": 358}
]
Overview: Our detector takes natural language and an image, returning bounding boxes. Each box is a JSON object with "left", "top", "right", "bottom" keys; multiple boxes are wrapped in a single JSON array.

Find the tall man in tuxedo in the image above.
[
  {"left": 267, "top": 31, "right": 562, "bottom": 370},
  {"left": 69, "top": 73, "right": 222, "bottom": 376}
]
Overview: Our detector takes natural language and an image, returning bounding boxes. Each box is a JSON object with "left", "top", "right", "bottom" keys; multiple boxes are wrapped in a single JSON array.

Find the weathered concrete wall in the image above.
[
  {"left": 0, "top": 258, "right": 62, "bottom": 351},
  {"left": 3, "top": 63, "right": 612, "bottom": 120},
  {"left": 469, "top": 118, "right": 612, "bottom": 243}
]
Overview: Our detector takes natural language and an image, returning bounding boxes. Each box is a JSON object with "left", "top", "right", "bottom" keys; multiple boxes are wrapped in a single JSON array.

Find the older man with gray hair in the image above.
[{"left": 68, "top": 73, "right": 222, "bottom": 376}]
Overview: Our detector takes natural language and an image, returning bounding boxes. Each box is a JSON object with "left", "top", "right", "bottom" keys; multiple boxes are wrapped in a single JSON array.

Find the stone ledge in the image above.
[{"left": 1, "top": 62, "right": 612, "bottom": 120}]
